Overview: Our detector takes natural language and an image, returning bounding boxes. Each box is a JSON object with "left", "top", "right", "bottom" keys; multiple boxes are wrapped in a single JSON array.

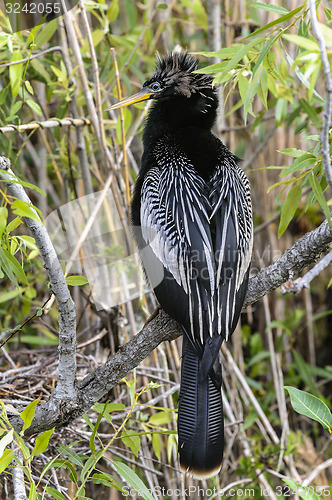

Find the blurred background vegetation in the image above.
[{"left": 0, "top": 0, "right": 331, "bottom": 498}]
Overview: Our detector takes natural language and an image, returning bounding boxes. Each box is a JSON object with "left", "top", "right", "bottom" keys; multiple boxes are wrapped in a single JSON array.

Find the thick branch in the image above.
[
  {"left": 8, "top": 213, "right": 332, "bottom": 436},
  {"left": 281, "top": 248, "right": 332, "bottom": 294},
  {"left": 0, "top": 157, "right": 77, "bottom": 403},
  {"left": 244, "top": 216, "right": 332, "bottom": 307}
]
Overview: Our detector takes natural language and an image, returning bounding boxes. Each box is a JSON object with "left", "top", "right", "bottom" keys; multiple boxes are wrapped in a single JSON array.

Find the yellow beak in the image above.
[{"left": 105, "top": 87, "right": 153, "bottom": 111}]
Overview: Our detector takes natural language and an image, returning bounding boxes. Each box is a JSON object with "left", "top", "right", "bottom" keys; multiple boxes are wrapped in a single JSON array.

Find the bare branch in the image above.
[
  {"left": 0, "top": 157, "right": 77, "bottom": 404},
  {"left": 244, "top": 216, "right": 332, "bottom": 307},
  {"left": 302, "top": 457, "right": 332, "bottom": 487},
  {"left": 281, "top": 248, "right": 332, "bottom": 294},
  {"left": 0, "top": 46, "right": 63, "bottom": 69},
  {"left": 0, "top": 117, "right": 91, "bottom": 134},
  {"left": 309, "top": 0, "right": 332, "bottom": 189},
  {"left": 11, "top": 445, "right": 27, "bottom": 500}
]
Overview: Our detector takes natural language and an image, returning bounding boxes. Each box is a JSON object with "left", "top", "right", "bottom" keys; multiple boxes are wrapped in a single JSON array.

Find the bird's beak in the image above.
[{"left": 105, "top": 88, "right": 153, "bottom": 111}]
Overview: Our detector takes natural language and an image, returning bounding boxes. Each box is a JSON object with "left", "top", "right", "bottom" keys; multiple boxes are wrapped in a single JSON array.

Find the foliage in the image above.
[
  {"left": 285, "top": 386, "right": 332, "bottom": 433},
  {"left": 197, "top": 2, "right": 332, "bottom": 236},
  {"left": 0, "top": 376, "right": 175, "bottom": 499}
]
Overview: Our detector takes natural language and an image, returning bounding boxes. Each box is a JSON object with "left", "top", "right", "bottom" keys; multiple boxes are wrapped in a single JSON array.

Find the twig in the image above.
[
  {"left": 0, "top": 117, "right": 91, "bottom": 134},
  {"left": 309, "top": 0, "right": 332, "bottom": 189},
  {"left": 0, "top": 157, "right": 77, "bottom": 405},
  {"left": 0, "top": 46, "right": 63, "bottom": 68},
  {"left": 0, "top": 294, "right": 52, "bottom": 348},
  {"left": 11, "top": 445, "right": 27, "bottom": 500},
  {"left": 111, "top": 48, "right": 131, "bottom": 206},
  {"left": 281, "top": 248, "right": 332, "bottom": 294},
  {"left": 78, "top": 0, "right": 104, "bottom": 146},
  {"left": 302, "top": 457, "right": 332, "bottom": 486},
  {"left": 241, "top": 126, "right": 275, "bottom": 171}
]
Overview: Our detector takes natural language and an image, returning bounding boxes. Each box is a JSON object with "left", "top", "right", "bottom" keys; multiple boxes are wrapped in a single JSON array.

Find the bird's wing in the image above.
[
  {"left": 140, "top": 144, "right": 215, "bottom": 344},
  {"left": 208, "top": 157, "right": 253, "bottom": 341}
]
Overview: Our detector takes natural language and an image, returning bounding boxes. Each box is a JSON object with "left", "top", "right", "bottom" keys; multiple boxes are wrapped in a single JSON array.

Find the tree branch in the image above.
[
  {"left": 309, "top": 0, "right": 332, "bottom": 189},
  {"left": 0, "top": 157, "right": 77, "bottom": 405},
  {"left": 281, "top": 248, "right": 332, "bottom": 294},
  {"left": 1, "top": 157, "right": 332, "bottom": 437},
  {"left": 244, "top": 216, "right": 332, "bottom": 307}
]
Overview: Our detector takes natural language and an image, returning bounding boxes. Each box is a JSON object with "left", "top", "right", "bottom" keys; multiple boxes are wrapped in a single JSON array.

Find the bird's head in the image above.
[{"left": 106, "top": 52, "right": 215, "bottom": 110}]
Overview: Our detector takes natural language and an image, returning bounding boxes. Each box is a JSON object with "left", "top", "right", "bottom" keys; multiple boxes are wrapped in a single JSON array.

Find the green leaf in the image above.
[
  {"left": 26, "top": 99, "right": 42, "bottom": 116},
  {"left": 284, "top": 387, "right": 332, "bottom": 432},
  {"left": 92, "top": 472, "right": 124, "bottom": 492},
  {"left": 12, "top": 199, "right": 40, "bottom": 223},
  {"left": 20, "top": 399, "right": 40, "bottom": 435},
  {"left": 2, "top": 172, "right": 46, "bottom": 197},
  {"left": 248, "top": 351, "right": 270, "bottom": 367},
  {"left": 280, "top": 153, "right": 316, "bottom": 177},
  {"left": 45, "top": 487, "right": 66, "bottom": 500},
  {"left": 0, "top": 247, "right": 18, "bottom": 286},
  {"left": 121, "top": 429, "right": 141, "bottom": 457},
  {"left": 283, "top": 34, "right": 319, "bottom": 52},
  {"left": 94, "top": 402, "right": 125, "bottom": 414},
  {"left": 278, "top": 148, "right": 308, "bottom": 158},
  {"left": 293, "top": 351, "right": 321, "bottom": 398},
  {"left": 0, "top": 429, "right": 14, "bottom": 457},
  {"left": 28, "top": 480, "right": 37, "bottom": 500},
  {"left": 34, "top": 19, "right": 58, "bottom": 47},
  {"left": 252, "top": 2, "right": 289, "bottom": 15},
  {"left": 194, "top": 47, "right": 239, "bottom": 59},
  {"left": 65, "top": 275, "right": 89, "bottom": 286},
  {"left": 0, "top": 287, "right": 24, "bottom": 304},
  {"left": 151, "top": 433, "right": 161, "bottom": 461},
  {"left": 299, "top": 98, "right": 319, "bottom": 122},
  {"left": 9, "top": 52, "right": 23, "bottom": 97},
  {"left": 238, "top": 74, "right": 249, "bottom": 105},
  {"left": 283, "top": 479, "right": 320, "bottom": 500},
  {"left": 0, "top": 449, "right": 15, "bottom": 474},
  {"left": 0, "top": 248, "right": 28, "bottom": 285},
  {"left": 246, "top": 5, "right": 304, "bottom": 38},
  {"left": 10, "top": 100, "right": 22, "bottom": 116},
  {"left": 244, "top": 63, "right": 263, "bottom": 118},
  {"left": 107, "top": 0, "right": 119, "bottom": 22},
  {"left": 6, "top": 217, "right": 22, "bottom": 233},
  {"left": 275, "top": 98, "right": 288, "bottom": 127},
  {"left": 113, "top": 461, "right": 155, "bottom": 500},
  {"left": 24, "top": 81, "right": 34, "bottom": 95},
  {"left": 0, "top": 207, "right": 8, "bottom": 238},
  {"left": 41, "top": 458, "right": 78, "bottom": 482},
  {"left": 217, "top": 38, "right": 264, "bottom": 82},
  {"left": 278, "top": 183, "right": 302, "bottom": 237},
  {"left": 31, "top": 428, "right": 54, "bottom": 457},
  {"left": 309, "top": 172, "right": 331, "bottom": 223},
  {"left": 149, "top": 411, "right": 173, "bottom": 426}
]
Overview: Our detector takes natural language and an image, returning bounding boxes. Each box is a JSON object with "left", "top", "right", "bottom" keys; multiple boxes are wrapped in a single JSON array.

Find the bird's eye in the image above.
[{"left": 150, "top": 82, "right": 161, "bottom": 92}]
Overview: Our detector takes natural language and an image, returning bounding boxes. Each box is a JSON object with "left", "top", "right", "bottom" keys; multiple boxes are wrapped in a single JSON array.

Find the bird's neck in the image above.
[{"left": 143, "top": 90, "right": 218, "bottom": 149}]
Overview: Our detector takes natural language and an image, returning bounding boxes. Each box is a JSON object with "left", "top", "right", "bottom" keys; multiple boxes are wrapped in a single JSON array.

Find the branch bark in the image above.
[
  {"left": 0, "top": 157, "right": 77, "bottom": 406},
  {"left": 1, "top": 156, "right": 332, "bottom": 437}
]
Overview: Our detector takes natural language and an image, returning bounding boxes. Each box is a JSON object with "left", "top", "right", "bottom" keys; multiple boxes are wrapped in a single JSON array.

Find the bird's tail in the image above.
[{"left": 178, "top": 333, "right": 224, "bottom": 479}]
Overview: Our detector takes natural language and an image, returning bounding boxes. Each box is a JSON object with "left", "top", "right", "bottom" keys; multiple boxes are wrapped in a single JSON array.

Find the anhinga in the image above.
[{"left": 107, "top": 52, "right": 253, "bottom": 479}]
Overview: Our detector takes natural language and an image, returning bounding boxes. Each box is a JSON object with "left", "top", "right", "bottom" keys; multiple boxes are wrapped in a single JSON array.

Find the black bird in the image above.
[{"left": 107, "top": 52, "right": 253, "bottom": 479}]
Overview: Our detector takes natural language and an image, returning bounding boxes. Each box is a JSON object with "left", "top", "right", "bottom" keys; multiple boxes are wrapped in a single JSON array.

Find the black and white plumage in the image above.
[{"left": 107, "top": 52, "right": 253, "bottom": 479}]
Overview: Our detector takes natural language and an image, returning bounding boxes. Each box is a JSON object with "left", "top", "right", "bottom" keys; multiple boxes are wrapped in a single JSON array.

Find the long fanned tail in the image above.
[{"left": 178, "top": 334, "right": 224, "bottom": 479}]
